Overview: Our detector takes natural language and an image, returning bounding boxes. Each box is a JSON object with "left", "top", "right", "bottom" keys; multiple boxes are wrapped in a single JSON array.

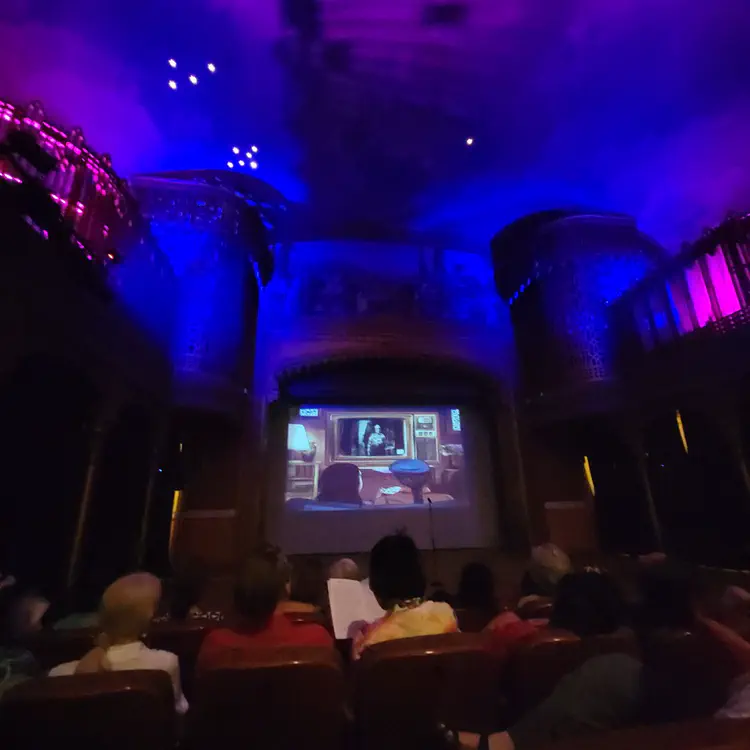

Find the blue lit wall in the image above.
[{"left": 148, "top": 222, "right": 248, "bottom": 378}]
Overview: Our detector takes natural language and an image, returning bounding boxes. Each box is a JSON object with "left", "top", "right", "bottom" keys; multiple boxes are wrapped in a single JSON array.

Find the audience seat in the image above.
[
  {"left": 535, "top": 718, "right": 750, "bottom": 750},
  {"left": 506, "top": 628, "right": 639, "bottom": 715},
  {"left": 355, "top": 632, "right": 500, "bottom": 750},
  {"left": 0, "top": 670, "right": 175, "bottom": 750},
  {"left": 187, "top": 645, "right": 348, "bottom": 750},
  {"left": 146, "top": 619, "right": 215, "bottom": 700},
  {"left": 23, "top": 628, "right": 97, "bottom": 671}
]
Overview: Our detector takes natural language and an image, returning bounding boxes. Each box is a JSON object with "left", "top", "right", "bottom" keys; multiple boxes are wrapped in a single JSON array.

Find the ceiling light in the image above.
[
  {"left": 168, "top": 59, "right": 177, "bottom": 68},
  {"left": 246, "top": 152, "right": 252, "bottom": 158},
  {"left": 189, "top": 75, "right": 198, "bottom": 85},
  {"left": 238, "top": 160, "right": 245, "bottom": 166},
  {"left": 168, "top": 80, "right": 177, "bottom": 90},
  {"left": 251, "top": 145, "right": 258, "bottom": 153},
  {"left": 227, "top": 161, "right": 234, "bottom": 168},
  {"left": 250, "top": 161, "right": 258, "bottom": 169},
  {"left": 207, "top": 63, "right": 216, "bottom": 73},
  {"left": 466, "top": 137, "right": 474, "bottom": 145},
  {"left": 232, "top": 146, "right": 240, "bottom": 154}
]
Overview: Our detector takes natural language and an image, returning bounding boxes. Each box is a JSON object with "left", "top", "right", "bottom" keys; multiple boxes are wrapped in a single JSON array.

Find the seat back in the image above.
[
  {"left": 188, "top": 646, "right": 347, "bottom": 750},
  {"left": 146, "top": 620, "right": 214, "bottom": 699},
  {"left": 507, "top": 628, "right": 638, "bottom": 714},
  {"left": 355, "top": 633, "right": 499, "bottom": 750},
  {"left": 535, "top": 718, "right": 750, "bottom": 750},
  {"left": 283, "top": 610, "right": 332, "bottom": 631},
  {"left": 0, "top": 670, "right": 175, "bottom": 750}
]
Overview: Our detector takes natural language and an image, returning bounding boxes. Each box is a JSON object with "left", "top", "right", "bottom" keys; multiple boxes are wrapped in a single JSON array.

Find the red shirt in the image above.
[{"left": 197, "top": 614, "right": 334, "bottom": 672}]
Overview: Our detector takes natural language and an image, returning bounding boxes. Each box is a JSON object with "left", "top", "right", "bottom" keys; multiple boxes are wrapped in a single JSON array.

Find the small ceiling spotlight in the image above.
[
  {"left": 232, "top": 146, "right": 240, "bottom": 154},
  {"left": 238, "top": 160, "right": 245, "bottom": 166},
  {"left": 250, "top": 161, "right": 258, "bottom": 169},
  {"left": 188, "top": 75, "right": 198, "bottom": 85},
  {"left": 168, "top": 59, "right": 177, "bottom": 68},
  {"left": 246, "top": 151, "right": 252, "bottom": 158},
  {"left": 227, "top": 161, "right": 234, "bottom": 168},
  {"left": 168, "top": 80, "right": 177, "bottom": 90},
  {"left": 251, "top": 145, "right": 258, "bottom": 153},
  {"left": 466, "top": 137, "right": 474, "bottom": 146},
  {"left": 207, "top": 62, "right": 216, "bottom": 73}
]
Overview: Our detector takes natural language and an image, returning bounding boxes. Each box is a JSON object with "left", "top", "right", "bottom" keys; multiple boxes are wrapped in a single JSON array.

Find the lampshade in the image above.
[{"left": 288, "top": 423, "right": 311, "bottom": 452}]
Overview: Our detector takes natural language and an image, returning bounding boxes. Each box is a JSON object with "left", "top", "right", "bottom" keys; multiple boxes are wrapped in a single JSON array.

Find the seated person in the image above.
[
  {"left": 457, "top": 562, "right": 498, "bottom": 614},
  {"left": 484, "top": 570, "right": 624, "bottom": 663},
  {"left": 277, "top": 557, "right": 327, "bottom": 615},
  {"left": 457, "top": 652, "right": 644, "bottom": 750},
  {"left": 633, "top": 558, "right": 695, "bottom": 633},
  {"left": 0, "top": 588, "right": 42, "bottom": 698},
  {"left": 196, "top": 549, "right": 333, "bottom": 672},
  {"left": 316, "top": 463, "right": 363, "bottom": 506},
  {"left": 549, "top": 570, "right": 625, "bottom": 637},
  {"left": 352, "top": 532, "right": 457, "bottom": 659},
  {"left": 455, "top": 562, "right": 500, "bottom": 632},
  {"left": 328, "top": 558, "right": 360, "bottom": 581},
  {"left": 49, "top": 572, "right": 188, "bottom": 715},
  {"left": 518, "top": 543, "right": 571, "bottom": 606}
]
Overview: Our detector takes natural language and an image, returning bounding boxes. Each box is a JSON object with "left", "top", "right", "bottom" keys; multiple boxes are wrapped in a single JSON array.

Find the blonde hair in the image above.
[{"left": 75, "top": 573, "right": 162, "bottom": 674}]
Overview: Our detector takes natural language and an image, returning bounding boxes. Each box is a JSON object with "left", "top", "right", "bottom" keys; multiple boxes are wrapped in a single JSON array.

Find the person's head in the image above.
[
  {"left": 374, "top": 424, "right": 382, "bottom": 433},
  {"left": 329, "top": 558, "right": 360, "bottom": 581},
  {"left": 526, "top": 543, "right": 572, "bottom": 597},
  {"left": 458, "top": 562, "right": 496, "bottom": 610},
  {"left": 234, "top": 551, "right": 289, "bottom": 628},
  {"left": 318, "top": 462, "right": 363, "bottom": 504},
  {"left": 550, "top": 571, "right": 624, "bottom": 637},
  {"left": 636, "top": 560, "right": 695, "bottom": 631},
  {"left": 75, "top": 572, "right": 161, "bottom": 674},
  {"left": 99, "top": 573, "right": 161, "bottom": 644},
  {"left": 369, "top": 532, "right": 426, "bottom": 608},
  {"left": 290, "top": 558, "right": 327, "bottom": 608}
]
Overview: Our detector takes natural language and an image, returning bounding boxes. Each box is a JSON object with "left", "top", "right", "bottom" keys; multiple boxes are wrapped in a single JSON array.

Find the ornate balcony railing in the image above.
[
  {"left": 613, "top": 212, "right": 750, "bottom": 356},
  {"left": 0, "top": 98, "right": 139, "bottom": 265}
]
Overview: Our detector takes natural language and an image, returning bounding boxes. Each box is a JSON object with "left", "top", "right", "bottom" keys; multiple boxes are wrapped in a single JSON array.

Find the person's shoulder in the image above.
[
  {"left": 48, "top": 660, "right": 78, "bottom": 676},
  {"left": 142, "top": 647, "right": 180, "bottom": 670}
]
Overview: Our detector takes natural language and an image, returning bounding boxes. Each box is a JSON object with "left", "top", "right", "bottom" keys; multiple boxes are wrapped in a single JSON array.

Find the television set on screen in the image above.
[{"left": 285, "top": 406, "right": 466, "bottom": 511}]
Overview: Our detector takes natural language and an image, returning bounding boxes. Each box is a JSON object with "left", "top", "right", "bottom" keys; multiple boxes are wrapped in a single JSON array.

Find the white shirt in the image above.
[{"left": 48, "top": 640, "right": 188, "bottom": 714}]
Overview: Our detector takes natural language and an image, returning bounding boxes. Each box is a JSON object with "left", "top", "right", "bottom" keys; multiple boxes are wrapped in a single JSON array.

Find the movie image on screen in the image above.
[{"left": 285, "top": 407, "right": 467, "bottom": 511}]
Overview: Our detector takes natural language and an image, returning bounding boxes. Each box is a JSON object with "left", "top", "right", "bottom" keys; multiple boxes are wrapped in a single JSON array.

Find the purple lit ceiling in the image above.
[{"left": 1, "top": 0, "right": 749, "bottom": 249}]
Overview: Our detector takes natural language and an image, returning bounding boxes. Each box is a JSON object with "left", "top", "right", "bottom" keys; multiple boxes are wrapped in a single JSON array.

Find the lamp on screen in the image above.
[
  {"left": 288, "top": 423, "right": 317, "bottom": 462},
  {"left": 288, "top": 423, "right": 310, "bottom": 451}
]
